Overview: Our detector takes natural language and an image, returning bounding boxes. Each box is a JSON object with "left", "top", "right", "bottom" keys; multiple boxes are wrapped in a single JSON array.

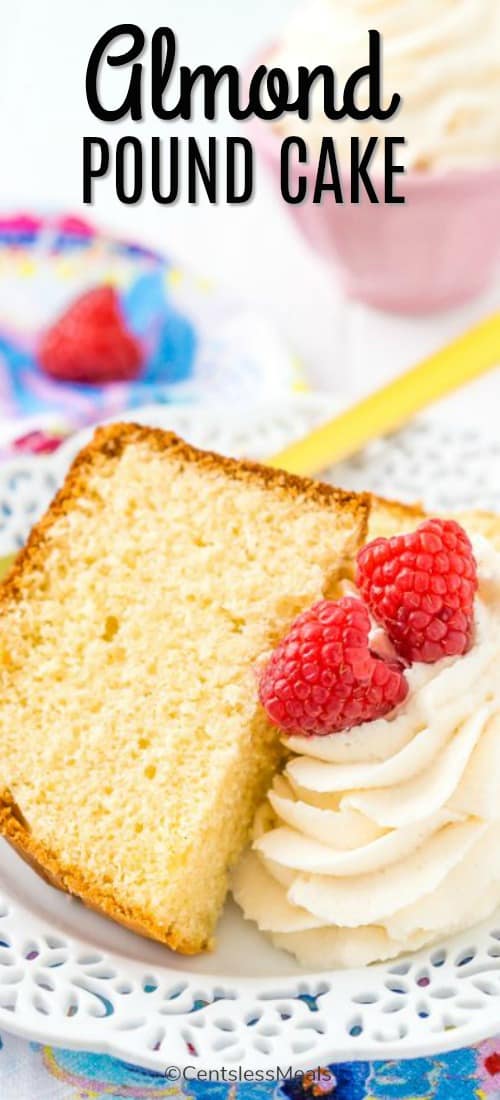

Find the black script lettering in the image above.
[
  {"left": 247, "top": 65, "right": 271, "bottom": 119},
  {"left": 87, "top": 24, "right": 402, "bottom": 134},
  {"left": 151, "top": 27, "right": 177, "bottom": 119},
  {"left": 296, "top": 66, "right": 340, "bottom": 121},
  {"left": 86, "top": 24, "right": 145, "bottom": 121},
  {"left": 262, "top": 68, "right": 292, "bottom": 120},
  {"left": 152, "top": 28, "right": 251, "bottom": 121},
  {"left": 344, "top": 30, "right": 401, "bottom": 122},
  {"left": 179, "top": 64, "right": 244, "bottom": 120}
]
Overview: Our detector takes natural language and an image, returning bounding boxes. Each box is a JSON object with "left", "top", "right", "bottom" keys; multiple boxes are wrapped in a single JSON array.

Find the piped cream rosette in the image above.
[
  {"left": 233, "top": 538, "right": 500, "bottom": 968},
  {"left": 268, "top": 0, "right": 500, "bottom": 171}
]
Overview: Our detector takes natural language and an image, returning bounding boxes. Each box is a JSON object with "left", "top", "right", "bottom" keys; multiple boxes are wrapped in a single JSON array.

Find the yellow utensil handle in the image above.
[
  {"left": 268, "top": 313, "right": 500, "bottom": 477},
  {"left": 0, "top": 554, "right": 15, "bottom": 581}
]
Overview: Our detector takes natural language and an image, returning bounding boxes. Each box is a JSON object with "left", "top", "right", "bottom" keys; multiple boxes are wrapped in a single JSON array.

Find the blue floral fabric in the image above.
[
  {"left": 0, "top": 1031, "right": 500, "bottom": 1099},
  {"left": 0, "top": 213, "right": 301, "bottom": 448}
]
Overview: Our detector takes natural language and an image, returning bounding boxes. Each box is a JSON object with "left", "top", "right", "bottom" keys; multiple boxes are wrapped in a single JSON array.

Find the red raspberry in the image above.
[
  {"left": 38, "top": 286, "right": 143, "bottom": 384},
  {"left": 13, "top": 430, "right": 63, "bottom": 455},
  {"left": 259, "top": 596, "right": 408, "bottom": 736},
  {"left": 356, "top": 518, "right": 478, "bottom": 664},
  {"left": 485, "top": 1053, "right": 500, "bottom": 1076}
]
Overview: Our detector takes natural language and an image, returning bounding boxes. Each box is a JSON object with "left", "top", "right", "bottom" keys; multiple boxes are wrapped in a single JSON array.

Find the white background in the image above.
[{"left": 1, "top": 0, "right": 499, "bottom": 417}]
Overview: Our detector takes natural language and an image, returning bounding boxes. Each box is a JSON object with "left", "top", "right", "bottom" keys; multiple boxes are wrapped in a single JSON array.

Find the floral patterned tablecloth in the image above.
[
  {"left": 1, "top": 1029, "right": 500, "bottom": 1099},
  {"left": 0, "top": 212, "right": 302, "bottom": 457}
]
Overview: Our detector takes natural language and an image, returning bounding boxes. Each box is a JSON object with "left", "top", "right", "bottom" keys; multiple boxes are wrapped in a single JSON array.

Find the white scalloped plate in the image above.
[{"left": 0, "top": 398, "right": 500, "bottom": 1072}]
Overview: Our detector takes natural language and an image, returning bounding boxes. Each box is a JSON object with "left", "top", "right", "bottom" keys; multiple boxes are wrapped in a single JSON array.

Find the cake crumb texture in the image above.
[{"left": 0, "top": 423, "right": 368, "bottom": 953}]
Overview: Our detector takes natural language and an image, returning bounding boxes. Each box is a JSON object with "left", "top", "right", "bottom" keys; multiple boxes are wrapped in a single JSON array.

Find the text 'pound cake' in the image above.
[{"left": 0, "top": 423, "right": 368, "bottom": 953}]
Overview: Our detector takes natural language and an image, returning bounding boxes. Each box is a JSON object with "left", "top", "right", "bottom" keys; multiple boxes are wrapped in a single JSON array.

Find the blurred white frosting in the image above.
[{"left": 267, "top": 0, "right": 500, "bottom": 170}]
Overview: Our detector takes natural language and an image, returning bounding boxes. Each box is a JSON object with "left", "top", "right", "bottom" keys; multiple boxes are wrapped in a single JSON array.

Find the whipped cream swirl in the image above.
[
  {"left": 233, "top": 538, "right": 500, "bottom": 968},
  {"left": 268, "top": 0, "right": 500, "bottom": 170}
]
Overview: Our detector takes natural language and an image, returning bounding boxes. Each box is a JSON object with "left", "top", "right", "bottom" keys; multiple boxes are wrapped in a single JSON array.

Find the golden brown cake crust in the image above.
[
  {"left": 0, "top": 423, "right": 370, "bottom": 954},
  {"left": 0, "top": 790, "right": 202, "bottom": 953},
  {"left": 2, "top": 422, "right": 370, "bottom": 604},
  {"left": 368, "top": 493, "right": 500, "bottom": 549}
]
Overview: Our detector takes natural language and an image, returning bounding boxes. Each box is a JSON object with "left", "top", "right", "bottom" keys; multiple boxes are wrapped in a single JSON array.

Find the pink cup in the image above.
[{"left": 252, "top": 116, "right": 500, "bottom": 314}]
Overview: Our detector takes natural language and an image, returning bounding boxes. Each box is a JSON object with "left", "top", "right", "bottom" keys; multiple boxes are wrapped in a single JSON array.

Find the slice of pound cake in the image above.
[{"left": 0, "top": 424, "right": 368, "bottom": 952}]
